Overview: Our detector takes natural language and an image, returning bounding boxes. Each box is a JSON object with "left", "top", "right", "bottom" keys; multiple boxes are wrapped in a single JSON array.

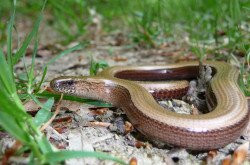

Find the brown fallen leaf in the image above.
[
  {"left": 112, "top": 56, "right": 128, "bottom": 62},
  {"left": 129, "top": 157, "right": 137, "bottom": 165},
  {"left": 124, "top": 121, "right": 134, "bottom": 134},
  {"left": 222, "top": 155, "right": 232, "bottom": 165},
  {"left": 231, "top": 142, "right": 249, "bottom": 165},
  {"left": 53, "top": 116, "right": 72, "bottom": 123},
  {"left": 53, "top": 125, "right": 69, "bottom": 134},
  {"left": 87, "top": 121, "right": 111, "bottom": 127},
  {"left": 2, "top": 141, "right": 22, "bottom": 165},
  {"left": 135, "top": 140, "right": 147, "bottom": 148},
  {"left": 206, "top": 150, "right": 217, "bottom": 164},
  {"left": 89, "top": 107, "right": 109, "bottom": 115}
]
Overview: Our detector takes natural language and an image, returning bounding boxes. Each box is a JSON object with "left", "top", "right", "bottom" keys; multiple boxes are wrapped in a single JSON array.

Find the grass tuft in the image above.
[{"left": 0, "top": 1, "right": 126, "bottom": 164}]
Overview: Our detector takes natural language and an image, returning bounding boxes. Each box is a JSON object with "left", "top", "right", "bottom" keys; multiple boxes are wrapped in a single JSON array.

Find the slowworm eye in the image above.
[
  {"left": 50, "top": 79, "right": 60, "bottom": 90},
  {"left": 66, "top": 80, "right": 74, "bottom": 85},
  {"left": 50, "top": 78, "right": 76, "bottom": 92}
]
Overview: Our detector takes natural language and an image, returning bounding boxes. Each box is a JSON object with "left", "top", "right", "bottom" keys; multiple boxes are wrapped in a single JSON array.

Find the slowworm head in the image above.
[
  {"left": 50, "top": 76, "right": 107, "bottom": 99},
  {"left": 50, "top": 76, "right": 78, "bottom": 94}
]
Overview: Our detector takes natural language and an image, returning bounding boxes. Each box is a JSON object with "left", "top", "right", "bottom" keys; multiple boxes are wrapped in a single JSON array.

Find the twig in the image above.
[
  {"left": 87, "top": 121, "right": 111, "bottom": 127},
  {"left": 138, "top": 26, "right": 157, "bottom": 48},
  {"left": 40, "top": 94, "right": 63, "bottom": 131}
]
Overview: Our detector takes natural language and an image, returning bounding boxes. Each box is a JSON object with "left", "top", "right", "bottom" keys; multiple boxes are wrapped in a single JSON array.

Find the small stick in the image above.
[
  {"left": 87, "top": 121, "right": 111, "bottom": 127},
  {"left": 40, "top": 94, "right": 64, "bottom": 131}
]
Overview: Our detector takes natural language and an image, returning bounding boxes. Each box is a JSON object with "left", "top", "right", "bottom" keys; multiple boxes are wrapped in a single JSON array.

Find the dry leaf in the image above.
[
  {"left": 135, "top": 140, "right": 148, "bottom": 148},
  {"left": 87, "top": 121, "right": 111, "bottom": 127},
  {"left": 53, "top": 116, "right": 72, "bottom": 123},
  {"left": 129, "top": 157, "right": 137, "bottom": 165},
  {"left": 231, "top": 142, "right": 249, "bottom": 165},
  {"left": 206, "top": 150, "right": 217, "bottom": 164},
  {"left": 112, "top": 56, "right": 128, "bottom": 62},
  {"left": 89, "top": 107, "right": 109, "bottom": 115},
  {"left": 2, "top": 141, "right": 22, "bottom": 165},
  {"left": 124, "top": 121, "right": 134, "bottom": 134},
  {"left": 222, "top": 155, "right": 232, "bottom": 165}
]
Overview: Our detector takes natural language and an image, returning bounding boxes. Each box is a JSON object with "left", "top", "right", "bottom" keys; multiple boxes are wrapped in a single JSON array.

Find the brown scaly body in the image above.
[{"left": 50, "top": 61, "right": 249, "bottom": 150}]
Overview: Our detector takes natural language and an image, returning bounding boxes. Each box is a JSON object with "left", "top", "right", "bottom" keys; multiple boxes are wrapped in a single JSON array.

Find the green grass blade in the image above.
[
  {"left": 13, "top": 0, "right": 47, "bottom": 65},
  {"left": 29, "top": 94, "right": 51, "bottom": 111},
  {"left": 0, "top": 91, "right": 27, "bottom": 119},
  {"left": 44, "top": 151, "right": 127, "bottom": 165},
  {"left": 33, "top": 97, "right": 54, "bottom": 127},
  {"left": 6, "top": 0, "right": 16, "bottom": 72},
  {"left": 89, "top": 58, "right": 108, "bottom": 76},
  {"left": 247, "top": 49, "right": 250, "bottom": 67},
  {"left": 36, "top": 91, "right": 112, "bottom": 107},
  {"left": 0, "top": 49, "right": 15, "bottom": 94},
  {"left": 229, "top": 0, "right": 242, "bottom": 24},
  {"left": 0, "top": 49, "right": 28, "bottom": 118},
  {"left": 13, "top": 15, "right": 43, "bottom": 65},
  {"left": 28, "top": 153, "right": 36, "bottom": 165},
  {"left": 0, "top": 111, "right": 30, "bottom": 143},
  {"left": 38, "top": 136, "right": 54, "bottom": 153},
  {"left": 27, "top": 37, "right": 39, "bottom": 94},
  {"left": 34, "top": 66, "right": 47, "bottom": 93},
  {"left": 46, "top": 43, "right": 86, "bottom": 66}
]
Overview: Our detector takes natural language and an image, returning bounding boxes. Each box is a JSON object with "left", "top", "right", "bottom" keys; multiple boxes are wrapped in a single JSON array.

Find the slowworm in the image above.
[{"left": 50, "top": 61, "right": 249, "bottom": 150}]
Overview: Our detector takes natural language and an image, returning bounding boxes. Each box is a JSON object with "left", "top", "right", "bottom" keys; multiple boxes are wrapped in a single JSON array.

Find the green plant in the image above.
[
  {"left": 0, "top": 1, "right": 126, "bottom": 164},
  {"left": 0, "top": 16, "right": 55, "bottom": 162},
  {"left": 89, "top": 57, "right": 109, "bottom": 76},
  {"left": 47, "top": 0, "right": 87, "bottom": 44},
  {"left": 127, "top": 0, "right": 165, "bottom": 48},
  {"left": 239, "top": 49, "right": 250, "bottom": 96}
]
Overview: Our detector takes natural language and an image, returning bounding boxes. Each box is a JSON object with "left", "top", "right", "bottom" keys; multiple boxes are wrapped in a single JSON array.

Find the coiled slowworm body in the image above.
[{"left": 50, "top": 61, "right": 249, "bottom": 150}]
